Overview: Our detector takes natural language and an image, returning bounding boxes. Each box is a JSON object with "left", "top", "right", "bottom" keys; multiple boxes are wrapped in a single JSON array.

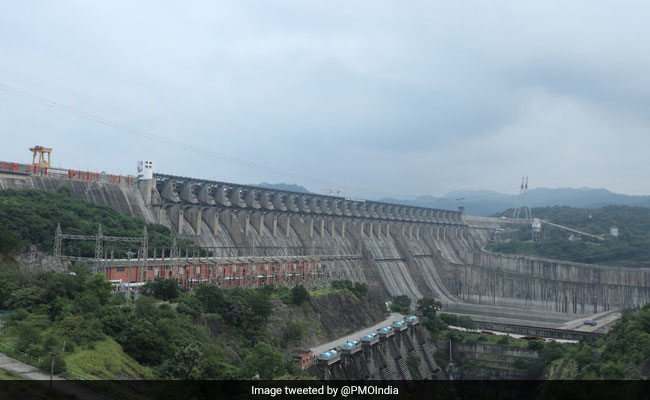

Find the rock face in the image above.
[
  {"left": 267, "top": 290, "right": 387, "bottom": 350},
  {"left": 3, "top": 173, "right": 650, "bottom": 316},
  {"left": 16, "top": 245, "right": 68, "bottom": 272},
  {"left": 436, "top": 340, "right": 540, "bottom": 380}
]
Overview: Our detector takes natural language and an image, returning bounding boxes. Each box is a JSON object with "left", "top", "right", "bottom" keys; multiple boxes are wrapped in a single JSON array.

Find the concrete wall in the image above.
[
  {"left": 4, "top": 173, "right": 650, "bottom": 317},
  {"left": 436, "top": 340, "right": 539, "bottom": 380},
  {"left": 470, "top": 320, "right": 596, "bottom": 341}
]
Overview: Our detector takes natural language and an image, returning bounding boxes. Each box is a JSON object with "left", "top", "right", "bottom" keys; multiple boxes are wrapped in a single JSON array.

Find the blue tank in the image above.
[
  {"left": 343, "top": 340, "right": 359, "bottom": 349},
  {"left": 318, "top": 350, "right": 338, "bottom": 360},
  {"left": 362, "top": 333, "right": 377, "bottom": 341},
  {"left": 393, "top": 320, "right": 407, "bottom": 331},
  {"left": 405, "top": 315, "right": 419, "bottom": 324},
  {"left": 378, "top": 326, "right": 393, "bottom": 334}
]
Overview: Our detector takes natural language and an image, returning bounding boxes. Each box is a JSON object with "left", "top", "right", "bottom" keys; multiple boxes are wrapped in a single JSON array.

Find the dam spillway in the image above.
[{"left": 2, "top": 163, "right": 650, "bottom": 319}]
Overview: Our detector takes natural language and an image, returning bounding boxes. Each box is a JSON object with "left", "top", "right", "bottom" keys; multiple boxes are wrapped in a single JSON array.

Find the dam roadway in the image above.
[
  {"left": 2, "top": 162, "right": 650, "bottom": 325},
  {"left": 311, "top": 313, "right": 403, "bottom": 357}
]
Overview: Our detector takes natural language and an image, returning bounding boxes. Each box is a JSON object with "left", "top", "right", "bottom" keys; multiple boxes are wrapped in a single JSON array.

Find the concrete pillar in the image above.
[
  {"left": 319, "top": 219, "right": 325, "bottom": 237},
  {"left": 309, "top": 217, "right": 314, "bottom": 238},
  {"left": 207, "top": 209, "right": 219, "bottom": 235},
  {"left": 285, "top": 215, "right": 291, "bottom": 237},
  {"left": 259, "top": 213, "right": 265, "bottom": 236},
  {"left": 369, "top": 222, "right": 373, "bottom": 238},
  {"left": 385, "top": 223, "right": 390, "bottom": 238},
  {"left": 360, "top": 221, "right": 365, "bottom": 236},
  {"left": 341, "top": 220, "right": 346, "bottom": 238},
  {"left": 272, "top": 215, "right": 278, "bottom": 237},
  {"left": 178, "top": 207, "right": 184, "bottom": 235},
  {"left": 245, "top": 212, "right": 250, "bottom": 236},
  {"left": 196, "top": 208, "right": 202, "bottom": 235},
  {"left": 330, "top": 219, "right": 335, "bottom": 236},
  {"left": 409, "top": 225, "right": 413, "bottom": 240},
  {"left": 415, "top": 225, "right": 420, "bottom": 240},
  {"left": 138, "top": 179, "right": 154, "bottom": 205},
  {"left": 401, "top": 224, "right": 405, "bottom": 237}
]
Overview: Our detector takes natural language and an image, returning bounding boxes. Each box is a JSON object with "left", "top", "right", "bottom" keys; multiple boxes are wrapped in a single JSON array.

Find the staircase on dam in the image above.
[
  {"left": 396, "top": 357, "right": 412, "bottom": 380},
  {"left": 379, "top": 366, "right": 393, "bottom": 380}
]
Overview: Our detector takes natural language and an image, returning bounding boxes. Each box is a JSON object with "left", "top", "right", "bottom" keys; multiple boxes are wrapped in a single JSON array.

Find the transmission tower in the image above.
[
  {"left": 95, "top": 225, "right": 104, "bottom": 262},
  {"left": 54, "top": 223, "right": 62, "bottom": 257},
  {"left": 513, "top": 176, "right": 532, "bottom": 220}
]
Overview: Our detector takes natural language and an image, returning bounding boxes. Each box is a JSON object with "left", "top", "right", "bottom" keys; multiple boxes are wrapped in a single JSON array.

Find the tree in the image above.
[
  {"left": 161, "top": 343, "right": 205, "bottom": 380},
  {"left": 417, "top": 296, "right": 442, "bottom": 317},
  {"left": 143, "top": 278, "right": 180, "bottom": 302},
  {"left": 422, "top": 313, "right": 445, "bottom": 334},
  {"left": 290, "top": 285, "right": 310, "bottom": 305},
  {"left": 177, "top": 295, "right": 204, "bottom": 318},
  {"left": 47, "top": 296, "right": 69, "bottom": 321},
  {"left": 7, "top": 286, "right": 46, "bottom": 311},
  {"left": 281, "top": 322, "right": 307, "bottom": 348},
  {"left": 119, "top": 320, "right": 170, "bottom": 365},
  {"left": 457, "top": 316, "right": 474, "bottom": 329},
  {"left": 352, "top": 282, "right": 368, "bottom": 299},
  {"left": 406, "top": 354, "right": 421, "bottom": 378},
  {"left": 195, "top": 285, "right": 225, "bottom": 314},
  {"left": 527, "top": 340, "right": 544, "bottom": 352},
  {"left": 242, "top": 342, "right": 287, "bottom": 379},
  {"left": 390, "top": 295, "right": 411, "bottom": 312},
  {"left": 0, "top": 226, "right": 23, "bottom": 255},
  {"left": 15, "top": 320, "right": 42, "bottom": 353},
  {"left": 0, "top": 272, "right": 17, "bottom": 309},
  {"left": 83, "top": 274, "right": 112, "bottom": 306},
  {"left": 439, "top": 313, "right": 458, "bottom": 326}
]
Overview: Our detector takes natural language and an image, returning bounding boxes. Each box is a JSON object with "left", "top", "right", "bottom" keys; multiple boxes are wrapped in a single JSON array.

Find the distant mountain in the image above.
[
  {"left": 380, "top": 188, "right": 650, "bottom": 216},
  {"left": 253, "top": 182, "right": 311, "bottom": 193}
]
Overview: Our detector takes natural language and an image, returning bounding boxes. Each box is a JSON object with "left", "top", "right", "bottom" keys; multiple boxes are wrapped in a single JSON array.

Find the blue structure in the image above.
[
  {"left": 317, "top": 349, "right": 340, "bottom": 365},
  {"left": 362, "top": 332, "right": 379, "bottom": 345},
  {"left": 392, "top": 320, "right": 407, "bottom": 331},
  {"left": 342, "top": 340, "right": 361, "bottom": 354},
  {"left": 378, "top": 326, "right": 394, "bottom": 338}
]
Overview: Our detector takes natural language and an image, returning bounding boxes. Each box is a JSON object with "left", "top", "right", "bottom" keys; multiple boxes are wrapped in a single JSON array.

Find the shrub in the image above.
[{"left": 290, "top": 285, "right": 310, "bottom": 305}]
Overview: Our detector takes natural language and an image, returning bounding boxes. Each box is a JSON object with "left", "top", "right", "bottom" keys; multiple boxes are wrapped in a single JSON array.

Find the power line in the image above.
[{"left": 0, "top": 82, "right": 419, "bottom": 198}]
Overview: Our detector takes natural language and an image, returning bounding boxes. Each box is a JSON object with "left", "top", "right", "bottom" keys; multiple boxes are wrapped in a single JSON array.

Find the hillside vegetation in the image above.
[
  {"left": 487, "top": 205, "right": 650, "bottom": 267},
  {"left": 0, "top": 188, "right": 385, "bottom": 381},
  {"left": 545, "top": 305, "right": 650, "bottom": 379},
  {"left": 0, "top": 189, "right": 194, "bottom": 259}
]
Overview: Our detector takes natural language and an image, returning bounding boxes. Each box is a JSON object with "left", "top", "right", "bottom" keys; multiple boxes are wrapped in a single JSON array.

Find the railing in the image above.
[
  {"left": 0, "top": 337, "right": 91, "bottom": 380},
  {"left": 0, "top": 160, "right": 136, "bottom": 186}
]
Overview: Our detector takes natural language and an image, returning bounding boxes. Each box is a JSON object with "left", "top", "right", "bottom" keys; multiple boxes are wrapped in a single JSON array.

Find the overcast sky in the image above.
[{"left": 1, "top": 1, "right": 649, "bottom": 199}]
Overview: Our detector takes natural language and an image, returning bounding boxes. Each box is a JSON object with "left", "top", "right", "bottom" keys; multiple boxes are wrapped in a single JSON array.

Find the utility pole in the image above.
[
  {"left": 49, "top": 340, "right": 65, "bottom": 390},
  {"left": 513, "top": 176, "right": 532, "bottom": 220}
]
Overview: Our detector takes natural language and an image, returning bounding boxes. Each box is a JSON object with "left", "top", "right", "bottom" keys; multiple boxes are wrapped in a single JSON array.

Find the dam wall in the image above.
[{"left": 2, "top": 170, "right": 650, "bottom": 315}]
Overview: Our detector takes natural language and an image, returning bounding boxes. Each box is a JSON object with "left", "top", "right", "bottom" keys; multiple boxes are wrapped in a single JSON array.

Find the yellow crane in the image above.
[{"left": 29, "top": 145, "right": 52, "bottom": 167}]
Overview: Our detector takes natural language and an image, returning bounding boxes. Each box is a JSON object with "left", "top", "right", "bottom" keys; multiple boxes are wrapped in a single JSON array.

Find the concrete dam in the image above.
[{"left": 2, "top": 164, "right": 650, "bottom": 322}]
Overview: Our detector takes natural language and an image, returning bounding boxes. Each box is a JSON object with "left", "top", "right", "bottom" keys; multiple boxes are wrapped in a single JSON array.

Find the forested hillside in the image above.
[
  {"left": 487, "top": 205, "right": 650, "bottom": 267},
  {"left": 0, "top": 188, "right": 384, "bottom": 381},
  {"left": 0, "top": 189, "right": 194, "bottom": 259},
  {"left": 545, "top": 305, "right": 650, "bottom": 379}
]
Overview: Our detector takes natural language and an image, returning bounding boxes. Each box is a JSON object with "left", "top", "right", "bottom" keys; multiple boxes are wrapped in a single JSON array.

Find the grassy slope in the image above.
[
  {"left": 0, "top": 368, "right": 21, "bottom": 380},
  {"left": 1, "top": 323, "right": 153, "bottom": 380},
  {"left": 64, "top": 337, "right": 154, "bottom": 380}
]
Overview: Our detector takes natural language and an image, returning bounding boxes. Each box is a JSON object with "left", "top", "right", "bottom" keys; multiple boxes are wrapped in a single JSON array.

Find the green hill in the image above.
[{"left": 487, "top": 205, "right": 650, "bottom": 268}]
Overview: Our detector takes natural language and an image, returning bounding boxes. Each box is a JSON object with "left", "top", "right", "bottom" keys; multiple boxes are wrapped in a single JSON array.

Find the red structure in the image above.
[
  {"left": 293, "top": 350, "right": 314, "bottom": 370},
  {"left": 0, "top": 160, "right": 135, "bottom": 186},
  {"left": 105, "top": 260, "right": 325, "bottom": 289}
]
